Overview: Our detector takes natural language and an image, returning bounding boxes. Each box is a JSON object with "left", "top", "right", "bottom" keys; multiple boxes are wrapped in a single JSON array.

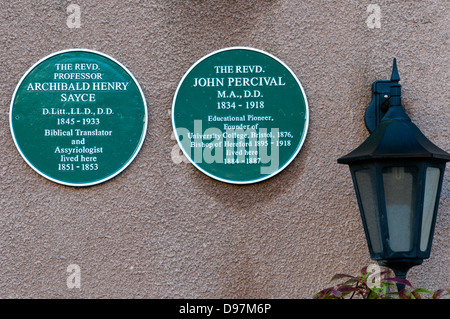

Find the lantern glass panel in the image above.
[
  {"left": 355, "top": 169, "right": 383, "bottom": 253},
  {"left": 382, "top": 166, "right": 418, "bottom": 252},
  {"left": 420, "top": 167, "right": 441, "bottom": 251}
]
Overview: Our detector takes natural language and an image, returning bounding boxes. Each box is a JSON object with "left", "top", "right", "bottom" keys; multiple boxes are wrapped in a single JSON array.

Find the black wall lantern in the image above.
[{"left": 338, "top": 59, "right": 450, "bottom": 283}]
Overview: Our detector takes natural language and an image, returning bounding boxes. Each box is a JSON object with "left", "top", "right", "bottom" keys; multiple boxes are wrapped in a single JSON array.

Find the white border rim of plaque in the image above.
[
  {"left": 9, "top": 48, "right": 148, "bottom": 187},
  {"left": 171, "top": 46, "right": 309, "bottom": 185}
]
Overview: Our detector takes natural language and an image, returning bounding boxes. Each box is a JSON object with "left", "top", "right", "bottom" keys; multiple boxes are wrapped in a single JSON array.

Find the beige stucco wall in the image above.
[{"left": 0, "top": 1, "right": 448, "bottom": 298}]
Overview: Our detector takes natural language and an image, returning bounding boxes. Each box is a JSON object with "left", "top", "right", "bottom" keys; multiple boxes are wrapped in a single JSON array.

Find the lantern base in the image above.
[{"left": 377, "top": 258, "right": 423, "bottom": 291}]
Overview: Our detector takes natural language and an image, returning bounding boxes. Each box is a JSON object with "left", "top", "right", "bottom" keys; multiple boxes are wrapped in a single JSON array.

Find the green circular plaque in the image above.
[
  {"left": 172, "top": 47, "right": 309, "bottom": 184},
  {"left": 10, "top": 49, "right": 147, "bottom": 186}
]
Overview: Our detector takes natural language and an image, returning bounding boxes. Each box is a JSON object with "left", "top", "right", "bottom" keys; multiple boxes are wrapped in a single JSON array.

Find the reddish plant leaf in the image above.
[
  {"left": 330, "top": 288, "right": 342, "bottom": 297},
  {"left": 431, "top": 289, "right": 450, "bottom": 299},
  {"left": 337, "top": 285, "right": 361, "bottom": 293},
  {"left": 314, "top": 265, "right": 449, "bottom": 300},
  {"left": 314, "top": 287, "right": 333, "bottom": 299},
  {"left": 360, "top": 266, "right": 369, "bottom": 275},
  {"left": 384, "top": 277, "right": 412, "bottom": 287}
]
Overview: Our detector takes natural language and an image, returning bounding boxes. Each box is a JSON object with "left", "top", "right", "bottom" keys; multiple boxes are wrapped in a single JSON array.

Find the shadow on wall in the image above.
[{"left": 162, "top": 0, "right": 278, "bottom": 50}]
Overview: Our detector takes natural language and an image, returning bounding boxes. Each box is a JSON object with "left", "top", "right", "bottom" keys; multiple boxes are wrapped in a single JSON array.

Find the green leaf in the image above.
[
  {"left": 398, "top": 289, "right": 413, "bottom": 299},
  {"left": 380, "top": 281, "right": 395, "bottom": 287},
  {"left": 370, "top": 286, "right": 388, "bottom": 296},
  {"left": 411, "top": 290, "right": 423, "bottom": 299},
  {"left": 412, "top": 288, "right": 431, "bottom": 294},
  {"left": 388, "top": 291, "right": 399, "bottom": 296},
  {"left": 341, "top": 277, "right": 360, "bottom": 286},
  {"left": 331, "top": 273, "right": 355, "bottom": 281}
]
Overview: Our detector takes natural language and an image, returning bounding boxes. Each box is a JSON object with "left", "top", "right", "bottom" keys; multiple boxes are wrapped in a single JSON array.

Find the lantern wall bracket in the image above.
[{"left": 364, "top": 58, "right": 400, "bottom": 133}]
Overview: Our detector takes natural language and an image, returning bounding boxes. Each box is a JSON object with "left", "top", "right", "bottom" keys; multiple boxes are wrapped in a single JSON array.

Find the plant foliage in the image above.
[{"left": 313, "top": 265, "right": 450, "bottom": 299}]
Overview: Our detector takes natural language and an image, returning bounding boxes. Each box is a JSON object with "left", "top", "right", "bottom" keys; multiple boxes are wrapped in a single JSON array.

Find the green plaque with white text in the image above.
[
  {"left": 10, "top": 49, "right": 147, "bottom": 186},
  {"left": 172, "top": 47, "right": 309, "bottom": 184}
]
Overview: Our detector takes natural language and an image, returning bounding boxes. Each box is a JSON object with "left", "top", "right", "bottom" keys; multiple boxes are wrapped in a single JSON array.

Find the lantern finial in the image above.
[{"left": 390, "top": 58, "right": 400, "bottom": 82}]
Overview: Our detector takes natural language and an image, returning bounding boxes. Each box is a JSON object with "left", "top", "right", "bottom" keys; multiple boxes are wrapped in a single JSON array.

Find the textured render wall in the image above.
[{"left": 0, "top": 1, "right": 448, "bottom": 298}]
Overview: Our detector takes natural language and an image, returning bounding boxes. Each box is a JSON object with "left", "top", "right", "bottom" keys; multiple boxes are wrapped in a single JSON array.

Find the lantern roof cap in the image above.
[{"left": 337, "top": 116, "right": 450, "bottom": 164}]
